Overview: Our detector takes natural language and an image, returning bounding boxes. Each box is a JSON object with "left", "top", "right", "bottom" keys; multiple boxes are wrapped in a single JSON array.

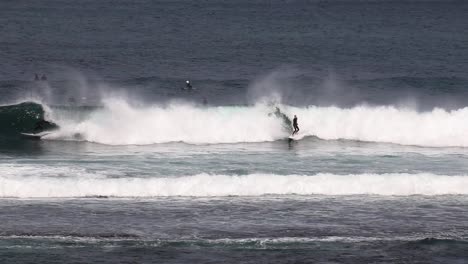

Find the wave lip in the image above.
[{"left": 1, "top": 172, "right": 468, "bottom": 198}]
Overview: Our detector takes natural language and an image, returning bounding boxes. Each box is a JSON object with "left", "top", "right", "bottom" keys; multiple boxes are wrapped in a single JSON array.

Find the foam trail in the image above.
[
  {"left": 44, "top": 99, "right": 468, "bottom": 147},
  {"left": 1, "top": 171, "right": 468, "bottom": 197}
]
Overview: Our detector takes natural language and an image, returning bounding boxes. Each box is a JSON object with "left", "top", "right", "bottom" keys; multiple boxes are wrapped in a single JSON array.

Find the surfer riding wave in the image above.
[{"left": 292, "top": 115, "right": 299, "bottom": 135}]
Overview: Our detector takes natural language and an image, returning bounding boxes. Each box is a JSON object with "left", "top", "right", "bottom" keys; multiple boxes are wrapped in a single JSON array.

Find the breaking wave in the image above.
[
  {"left": 44, "top": 99, "right": 468, "bottom": 147},
  {"left": 5, "top": 100, "right": 468, "bottom": 147},
  {"left": 1, "top": 166, "right": 468, "bottom": 197},
  {"left": 0, "top": 102, "right": 47, "bottom": 137}
]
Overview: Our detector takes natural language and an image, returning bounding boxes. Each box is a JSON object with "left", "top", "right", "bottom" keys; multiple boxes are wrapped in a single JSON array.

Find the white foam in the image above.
[
  {"left": 45, "top": 99, "right": 286, "bottom": 145},
  {"left": 291, "top": 105, "right": 468, "bottom": 147},
  {"left": 205, "top": 235, "right": 435, "bottom": 244},
  {"left": 43, "top": 99, "right": 468, "bottom": 147},
  {"left": 1, "top": 165, "right": 467, "bottom": 197},
  {"left": 0, "top": 235, "right": 439, "bottom": 244}
]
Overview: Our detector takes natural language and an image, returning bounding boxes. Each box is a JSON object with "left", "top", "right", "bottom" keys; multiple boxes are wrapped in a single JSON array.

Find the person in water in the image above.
[
  {"left": 185, "top": 80, "right": 192, "bottom": 90},
  {"left": 34, "top": 119, "right": 52, "bottom": 132},
  {"left": 292, "top": 115, "right": 299, "bottom": 135}
]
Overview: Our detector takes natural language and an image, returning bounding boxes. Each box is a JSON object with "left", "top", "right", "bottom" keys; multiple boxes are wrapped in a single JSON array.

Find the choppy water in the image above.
[{"left": 1, "top": 0, "right": 468, "bottom": 263}]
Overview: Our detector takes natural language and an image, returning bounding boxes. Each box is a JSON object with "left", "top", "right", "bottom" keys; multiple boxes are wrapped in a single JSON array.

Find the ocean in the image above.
[{"left": 1, "top": 0, "right": 468, "bottom": 263}]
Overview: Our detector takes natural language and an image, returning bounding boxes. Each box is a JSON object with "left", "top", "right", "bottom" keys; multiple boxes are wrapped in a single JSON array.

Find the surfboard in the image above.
[
  {"left": 288, "top": 133, "right": 305, "bottom": 141},
  {"left": 21, "top": 131, "right": 51, "bottom": 139}
]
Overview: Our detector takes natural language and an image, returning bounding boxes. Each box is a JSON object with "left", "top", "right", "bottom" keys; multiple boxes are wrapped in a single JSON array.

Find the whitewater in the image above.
[
  {"left": 39, "top": 99, "right": 468, "bottom": 147},
  {"left": 2, "top": 167, "right": 468, "bottom": 197}
]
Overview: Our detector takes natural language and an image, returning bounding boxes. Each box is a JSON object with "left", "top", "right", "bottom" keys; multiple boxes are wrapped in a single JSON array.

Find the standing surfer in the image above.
[{"left": 292, "top": 115, "right": 299, "bottom": 135}]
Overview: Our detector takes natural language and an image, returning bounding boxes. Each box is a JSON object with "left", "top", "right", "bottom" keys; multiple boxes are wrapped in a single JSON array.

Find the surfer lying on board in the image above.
[{"left": 292, "top": 115, "right": 299, "bottom": 135}]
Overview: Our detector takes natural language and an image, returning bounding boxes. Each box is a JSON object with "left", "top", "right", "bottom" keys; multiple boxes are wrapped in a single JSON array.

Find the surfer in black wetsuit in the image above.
[
  {"left": 186, "top": 80, "right": 192, "bottom": 90},
  {"left": 33, "top": 119, "right": 57, "bottom": 132},
  {"left": 292, "top": 115, "right": 299, "bottom": 135},
  {"left": 34, "top": 119, "right": 48, "bottom": 132}
]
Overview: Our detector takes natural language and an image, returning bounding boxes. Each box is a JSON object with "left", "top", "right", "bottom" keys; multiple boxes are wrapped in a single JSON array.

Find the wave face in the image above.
[
  {"left": 42, "top": 99, "right": 468, "bottom": 147},
  {"left": 0, "top": 102, "right": 45, "bottom": 137},
  {"left": 2, "top": 167, "right": 468, "bottom": 197}
]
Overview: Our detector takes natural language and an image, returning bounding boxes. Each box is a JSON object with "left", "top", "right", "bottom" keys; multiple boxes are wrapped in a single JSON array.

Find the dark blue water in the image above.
[
  {"left": 2, "top": 0, "right": 468, "bottom": 107},
  {"left": 1, "top": 0, "right": 468, "bottom": 263}
]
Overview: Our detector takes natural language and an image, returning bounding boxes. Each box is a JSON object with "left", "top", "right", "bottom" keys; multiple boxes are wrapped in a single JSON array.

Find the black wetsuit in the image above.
[
  {"left": 34, "top": 119, "right": 55, "bottom": 132},
  {"left": 293, "top": 117, "right": 299, "bottom": 135}
]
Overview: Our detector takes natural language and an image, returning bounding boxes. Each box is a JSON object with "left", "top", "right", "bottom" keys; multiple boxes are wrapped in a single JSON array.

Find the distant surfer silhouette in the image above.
[
  {"left": 185, "top": 80, "right": 192, "bottom": 90},
  {"left": 292, "top": 115, "right": 299, "bottom": 135},
  {"left": 34, "top": 119, "right": 53, "bottom": 132}
]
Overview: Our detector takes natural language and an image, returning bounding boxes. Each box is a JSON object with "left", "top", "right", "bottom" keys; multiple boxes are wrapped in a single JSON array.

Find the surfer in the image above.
[
  {"left": 292, "top": 115, "right": 299, "bottom": 135},
  {"left": 185, "top": 80, "right": 192, "bottom": 90},
  {"left": 33, "top": 119, "right": 57, "bottom": 132},
  {"left": 34, "top": 119, "right": 48, "bottom": 131}
]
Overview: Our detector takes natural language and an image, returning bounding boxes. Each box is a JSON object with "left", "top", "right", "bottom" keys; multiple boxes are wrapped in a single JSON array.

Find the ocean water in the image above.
[{"left": 1, "top": 0, "right": 468, "bottom": 263}]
